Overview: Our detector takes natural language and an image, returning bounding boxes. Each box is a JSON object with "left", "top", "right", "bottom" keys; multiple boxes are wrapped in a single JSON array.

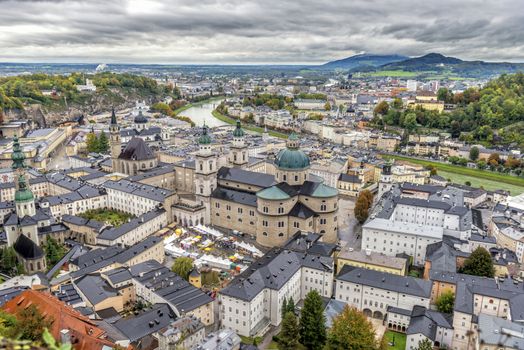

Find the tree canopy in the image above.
[
  {"left": 299, "top": 290, "right": 326, "bottom": 350},
  {"left": 459, "top": 247, "right": 495, "bottom": 278},
  {"left": 325, "top": 305, "right": 385, "bottom": 350},
  {"left": 171, "top": 257, "right": 194, "bottom": 281},
  {"left": 279, "top": 312, "right": 299, "bottom": 349},
  {"left": 354, "top": 190, "right": 374, "bottom": 224},
  {"left": 436, "top": 291, "right": 455, "bottom": 314},
  {"left": 373, "top": 73, "right": 524, "bottom": 148}
]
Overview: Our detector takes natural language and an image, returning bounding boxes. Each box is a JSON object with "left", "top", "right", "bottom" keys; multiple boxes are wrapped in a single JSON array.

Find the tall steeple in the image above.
[
  {"left": 11, "top": 136, "right": 36, "bottom": 217},
  {"left": 109, "top": 107, "right": 121, "bottom": 170}
]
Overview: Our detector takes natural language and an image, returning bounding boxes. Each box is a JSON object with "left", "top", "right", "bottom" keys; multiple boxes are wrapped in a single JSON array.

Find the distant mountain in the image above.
[
  {"left": 321, "top": 53, "right": 408, "bottom": 69},
  {"left": 376, "top": 53, "right": 524, "bottom": 78}
]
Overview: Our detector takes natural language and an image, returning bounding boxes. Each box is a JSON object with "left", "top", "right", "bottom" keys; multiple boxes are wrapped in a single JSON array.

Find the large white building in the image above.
[
  {"left": 219, "top": 247, "right": 333, "bottom": 337},
  {"left": 335, "top": 265, "right": 432, "bottom": 320},
  {"left": 364, "top": 185, "right": 472, "bottom": 265}
]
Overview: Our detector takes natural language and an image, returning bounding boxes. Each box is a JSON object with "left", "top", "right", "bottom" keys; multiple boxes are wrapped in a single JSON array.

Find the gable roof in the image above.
[
  {"left": 2, "top": 290, "right": 115, "bottom": 350},
  {"left": 118, "top": 137, "right": 155, "bottom": 161},
  {"left": 13, "top": 234, "right": 44, "bottom": 260}
]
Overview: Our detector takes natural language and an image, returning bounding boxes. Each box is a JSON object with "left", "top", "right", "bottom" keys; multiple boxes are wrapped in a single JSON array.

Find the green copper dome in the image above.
[
  {"left": 198, "top": 124, "right": 212, "bottom": 145},
  {"left": 274, "top": 132, "right": 309, "bottom": 170},
  {"left": 233, "top": 119, "right": 245, "bottom": 137},
  {"left": 15, "top": 175, "right": 34, "bottom": 202},
  {"left": 275, "top": 148, "right": 310, "bottom": 169}
]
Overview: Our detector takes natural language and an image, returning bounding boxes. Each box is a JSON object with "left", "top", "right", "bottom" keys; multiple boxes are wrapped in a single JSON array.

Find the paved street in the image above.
[{"left": 338, "top": 196, "right": 361, "bottom": 249}]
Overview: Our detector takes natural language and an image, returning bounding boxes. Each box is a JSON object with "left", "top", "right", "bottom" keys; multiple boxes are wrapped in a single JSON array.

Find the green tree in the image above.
[
  {"left": 17, "top": 304, "right": 54, "bottom": 341},
  {"left": 299, "top": 290, "right": 326, "bottom": 350},
  {"left": 97, "top": 132, "right": 109, "bottom": 153},
  {"left": 279, "top": 312, "right": 299, "bottom": 349},
  {"left": 373, "top": 101, "right": 389, "bottom": 116},
  {"left": 85, "top": 132, "right": 99, "bottom": 153},
  {"left": 43, "top": 328, "right": 72, "bottom": 350},
  {"left": 0, "top": 310, "right": 18, "bottom": 338},
  {"left": 286, "top": 296, "right": 295, "bottom": 314},
  {"left": 469, "top": 146, "right": 480, "bottom": 161},
  {"left": 324, "top": 102, "right": 331, "bottom": 111},
  {"left": 325, "top": 305, "right": 382, "bottom": 350},
  {"left": 402, "top": 112, "right": 418, "bottom": 131},
  {"left": 281, "top": 297, "right": 289, "bottom": 318},
  {"left": 44, "top": 237, "right": 67, "bottom": 267},
  {"left": 0, "top": 246, "right": 20, "bottom": 275},
  {"left": 460, "top": 247, "right": 494, "bottom": 278},
  {"left": 416, "top": 338, "right": 433, "bottom": 350},
  {"left": 171, "top": 257, "right": 194, "bottom": 280},
  {"left": 354, "top": 190, "right": 373, "bottom": 224},
  {"left": 436, "top": 291, "right": 455, "bottom": 314}
]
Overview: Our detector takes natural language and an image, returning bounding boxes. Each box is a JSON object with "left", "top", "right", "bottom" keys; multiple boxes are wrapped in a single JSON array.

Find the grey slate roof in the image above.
[
  {"left": 128, "top": 165, "right": 174, "bottom": 182},
  {"left": 13, "top": 234, "right": 44, "bottom": 260},
  {"left": 217, "top": 166, "right": 275, "bottom": 188},
  {"left": 54, "top": 283, "right": 83, "bottom": 306},
  {"left": 118, "top": 137, "right": 155, "bottom": 161},
  {"left": 338, "top": 173, "right": 361, "bottom": 183},
  {"left": 103, "top": 179, "right": 174, "bottom": 201},
  {"left": 62, "top": 215, "right": 104, "bottom": 231},
  {"left": 74, "top": 274, "right": 118, "bottom": 305},
  {"left": 70, "top": 236, "right": 162, "bottom": 278},
  {"left": 97, "top": 208, "right": 165, "bottom": 242},
  {"left": 103, "top": 267, "right": 132, "bottom": 285},
  {"left": 113, "top": 304, "right": 175, "bottom": 343},
  {"left": 221, "top": 248, "right": 333, "bottom": 302},
  {"left": 130, "top": 260, "right": 213, "bottom": 313},
  {"left": 288, "top": 202, "right": 315, "bottom": 219},
  {"left": 0, "top": 286, "right": 29, "bottom": 307},
  {"left": 406, "top": 306, "right": 452, "bottom": 340},
  {"left": 477, "top": 313, "right": 524, "bottom": 349},
  {"left": 337, "top": 265, "right": 432, "bottom": 298},
  {"left": 211, "top": 187, "right": 257, "bottom": 207}
]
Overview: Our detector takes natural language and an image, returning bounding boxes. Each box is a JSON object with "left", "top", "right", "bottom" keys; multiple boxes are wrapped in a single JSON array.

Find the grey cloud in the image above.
[{"left": 0, "top": 0, "right": 523, "bottom": 63}]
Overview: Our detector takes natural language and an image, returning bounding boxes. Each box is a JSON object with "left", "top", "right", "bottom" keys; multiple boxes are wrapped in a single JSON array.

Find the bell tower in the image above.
[
  {"left": 194, "top": 124, "right": 217, "bottom": 223},
  {"left": 230, "top": 119, "right": 248, "bottom": 167},
  {"left": 109, "top": 108, "right": 121, "bottom": 171}
]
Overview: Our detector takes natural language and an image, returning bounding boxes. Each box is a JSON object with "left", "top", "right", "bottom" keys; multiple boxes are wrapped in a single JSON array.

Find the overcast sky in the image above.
[{"left": 1, "top": 0, "right": 523, "bottom": 64}]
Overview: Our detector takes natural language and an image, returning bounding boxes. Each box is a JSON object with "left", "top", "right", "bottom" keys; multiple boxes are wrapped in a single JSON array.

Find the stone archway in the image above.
[
  {"left": 373, "top": 311, "right": 383, "bottom": 319},
  {"left": 363, "top": 309, "right": 372, "bottom": 317}
]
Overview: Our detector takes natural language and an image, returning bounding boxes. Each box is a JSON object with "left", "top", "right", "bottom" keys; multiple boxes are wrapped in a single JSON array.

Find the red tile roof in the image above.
[{"left": 2, "top": 290, "right": 116, "bottom": 350}]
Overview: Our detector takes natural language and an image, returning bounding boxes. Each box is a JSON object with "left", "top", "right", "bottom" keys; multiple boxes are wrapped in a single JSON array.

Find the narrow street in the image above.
[{"left": 337, "top": 196, "right": 361, "bottom": 249}]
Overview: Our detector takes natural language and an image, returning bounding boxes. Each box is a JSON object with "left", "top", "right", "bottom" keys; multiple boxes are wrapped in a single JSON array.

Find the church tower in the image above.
[
  {"left": 378, "top": 161, "right": 393, "bottom": 199},
  {"left": 194, "top": 124, "right": 217, "bottom": 223},
  {"left": 230, "top": 119, "right": 248, "bottom": 167},
  {"left": 109, "top": 108, "right": 121, "bottom": 171},
  {"left": 11, "top": 136, "right": 37, "bottom": 246}
]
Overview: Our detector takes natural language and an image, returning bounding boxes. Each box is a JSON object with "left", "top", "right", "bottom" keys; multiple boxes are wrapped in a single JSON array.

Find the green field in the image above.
[
  {"left": 384, "top": 331, "right": 407, "bottom": 350},
  {"left": 384, "top": 155, "right": 524, "bottom": 195},
  {"left": 211, "top": 110, "right": 289, "bottom": 139},
  {"left": 438, "top": 170, "right": 524, "bottom": 195}
]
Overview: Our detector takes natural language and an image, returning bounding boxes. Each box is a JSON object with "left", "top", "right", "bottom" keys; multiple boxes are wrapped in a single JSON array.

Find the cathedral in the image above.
[
  {"left": 109, "top": 109, "right": 158, "bottom": 175},
  {"left": 191, "top": 120, "right": 340, "bottom": 247}
]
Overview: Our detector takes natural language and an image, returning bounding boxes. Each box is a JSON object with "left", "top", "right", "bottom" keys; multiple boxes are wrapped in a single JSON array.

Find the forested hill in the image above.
[
  {"left": 373, "top": 72, "right": 524, "bottom": 148},
  {"left": 0, "top": 72, "right": 173, "bottom": 123}
]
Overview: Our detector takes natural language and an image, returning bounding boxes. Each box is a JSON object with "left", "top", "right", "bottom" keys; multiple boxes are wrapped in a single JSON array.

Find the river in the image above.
[{"left": 180, "top": 100, "right": 228, "bottom": 127}]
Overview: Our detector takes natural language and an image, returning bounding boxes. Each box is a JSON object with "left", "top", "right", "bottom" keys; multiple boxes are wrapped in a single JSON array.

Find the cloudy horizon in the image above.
[{"left": 1, "top": 0, "right": 524, "bottom": 64}]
